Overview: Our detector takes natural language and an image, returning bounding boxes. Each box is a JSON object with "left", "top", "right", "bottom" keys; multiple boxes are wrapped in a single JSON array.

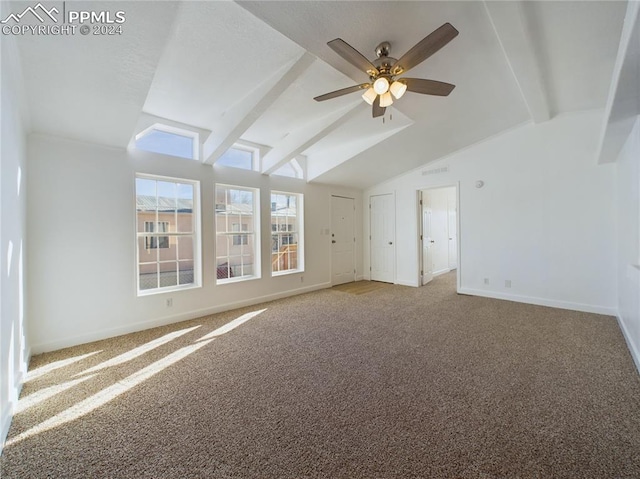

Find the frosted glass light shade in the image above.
[
  {"left": 373, "top": 77, "right": 390, "bottom": 95},
  {"left": 361, "top": 87, "right": 377, "bottom": 105},
  {"left": 390, "top": 81, "right": 407, "bottom": 99},
  {"left": 379, "top": 92, "right": 393, "bottom": 107}
]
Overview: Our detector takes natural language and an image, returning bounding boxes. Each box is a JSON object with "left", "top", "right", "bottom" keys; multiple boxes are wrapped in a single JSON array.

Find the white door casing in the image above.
[
  {"left": 370, "top": 193, "right": 395, "bottom": 283},
  {"left": 421, "top": 191, "right": 434, "bottom": 285},
  {"left": 421, "top": 186, "right": 458, "bottom": 284},
  {"left": 447, "top": 189, "right": 458, "bottom": 269},
  {"left": 331, "top": 196, "right": 355, "bottom": 285}
]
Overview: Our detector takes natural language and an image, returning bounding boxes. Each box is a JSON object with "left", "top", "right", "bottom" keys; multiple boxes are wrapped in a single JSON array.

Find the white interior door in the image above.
[
  {"left": 430, "top": 189, "right": 450, "bottom": 275},
  {"left": 447, "top": 189, "right": 458, "bottom": 269},
  {"left": 422, "top": 192, "right": 434, "bottom": 285},
  {"left": 370, "top": 194, "right": 395, "bottom": 283},
  {"left": 331, "top": 196, "right": 355, "bottom": 285}
]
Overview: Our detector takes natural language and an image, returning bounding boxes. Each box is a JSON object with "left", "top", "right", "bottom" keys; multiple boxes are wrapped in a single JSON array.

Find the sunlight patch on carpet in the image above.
[
  {"left": 75, "top": 325, "right": 201, "bottom": 376},
  {"left": 15, "top": 375, "right": 96, "bottom": 414},
  {"left": 6, "top": 339, "right": 214, "bottom": 447},
  {"left": 26, "top": 351, "right": 102, "bottom": 382},
  {"left": 197, "top": 309, "right": 266, "bottom": 341}
]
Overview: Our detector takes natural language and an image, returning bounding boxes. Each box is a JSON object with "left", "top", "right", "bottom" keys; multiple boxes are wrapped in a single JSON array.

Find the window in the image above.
[
  {"left": 144, "top": 221, "right": 169, "bottom": 249},
  {"left": 215, "top": 185, "right": 260, "bottom": 283},
  {"left": 136, "top": 175, "right": 200, "bottom": 294},
  {"left": 135, "top": 125, "right": 198, "bottom": 160},
  {"left": 271, "top": 158, "right": 304, "bottom": 179},
  {"left": 216, "top": 144, "right": 257, "bottom": 170},
  {"left": 271, "top": 191, "right": 303, "bottom": 275},
  {"left": 232, "top": 223, "right": 249, "bottom": 246}
]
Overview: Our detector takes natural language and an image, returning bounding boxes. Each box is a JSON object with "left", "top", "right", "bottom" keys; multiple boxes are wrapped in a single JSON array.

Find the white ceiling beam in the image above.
[
  {"left": 261, "top": 103, "right": 362, "bottom": 175},
  {"left": 596, "top": 0, "right": 640, "bottom": 164},
  {"left": 484, "top": 1, "right": 550, "bottom": 123},
  {"left": 202, "top": 52, "right": 315, "bottom": 165}
]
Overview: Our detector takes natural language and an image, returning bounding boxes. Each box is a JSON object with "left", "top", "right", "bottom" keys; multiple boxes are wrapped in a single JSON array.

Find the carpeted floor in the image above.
[
  {"left": 2, "top": 272, "right": 640, "bottom": 478},
  {"left": 332, "top": 280, "right": 391, "bottom": 295}
]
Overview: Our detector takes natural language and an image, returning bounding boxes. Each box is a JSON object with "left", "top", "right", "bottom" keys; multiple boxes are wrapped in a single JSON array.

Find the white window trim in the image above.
[
  {"left": 215, "top": 140, "right": 262, "bottom": 171},
  {"left": 215, "top": 183, "right": 262, "bottom": 285},
  {"left": 135, "top": 173, "right": 202, "bottom": 296},
  {"left": 270, "top": 191, "right": 304, "bottom": 276},
  {"left": 135, "top": 123, "right": 200, "bottom": 161}
]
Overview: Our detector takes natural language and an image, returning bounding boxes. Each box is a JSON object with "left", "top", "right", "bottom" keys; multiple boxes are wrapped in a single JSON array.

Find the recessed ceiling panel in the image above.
[
  {"left": 523, "top": 1, "right": 626, "bottom": 115},
  {"left": 143, "top": 1, "right": 304, "bottom": 130},
  {"left": 15, "top": 1, "right": 178, "bottom": 147},
  {"left": 242, "top": 59, "right": 362, "bottom": 146}
]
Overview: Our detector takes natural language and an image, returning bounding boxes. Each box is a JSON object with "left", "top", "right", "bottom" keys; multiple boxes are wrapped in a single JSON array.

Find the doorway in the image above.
[
  {"left": 331, "top": 196, "right": 356, "bottom": 285},
  {"left": 420, "top": 186, "right": 458, "bottom": 286},
  {"left": 370, "top": 193, "right": 395, "bottom": 283}
]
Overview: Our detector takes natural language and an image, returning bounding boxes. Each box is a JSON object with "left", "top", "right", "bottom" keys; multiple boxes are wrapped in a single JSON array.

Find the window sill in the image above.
[
  {"left": 217, "top": 275, "right": 261, "bottom": 286},
  {"left": 272, "top": 269, "right": 304, "bottom": 278},
  {"left": 137, "top": 282, "right": 201, "bottom": 297}
]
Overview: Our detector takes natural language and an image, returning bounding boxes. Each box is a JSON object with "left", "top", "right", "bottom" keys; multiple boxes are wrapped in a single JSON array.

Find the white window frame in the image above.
[
  {"left": 215, "top": 141, "right": 260, "bottom": 171},
  {"left": 134, "top": 123, "right": 200, "bottom": 161},
  {"left": 270, "top": 191, "right": 304, "bottom": 276},
  {"left": 135, "top": 173, "right": 202, "bottom": 296},
  {"left": 144, "top": 221, "right": 169, "bottom": 249},
  {"left": 215, "top": 184, "right": 261, "bottom": 284},
  {"left": 271, "top": 157, "right": 304, "bottom": 179}
]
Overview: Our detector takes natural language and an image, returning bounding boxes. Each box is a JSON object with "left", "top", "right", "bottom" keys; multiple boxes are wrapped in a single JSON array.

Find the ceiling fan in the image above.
[{"left": 314, "top": 23, "right": 459, "bottom": 118}]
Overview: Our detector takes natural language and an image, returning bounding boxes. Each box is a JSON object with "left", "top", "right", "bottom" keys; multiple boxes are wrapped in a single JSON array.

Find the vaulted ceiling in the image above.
[{"left": 13, "top": 1, "right": 627, "bottom": 188}]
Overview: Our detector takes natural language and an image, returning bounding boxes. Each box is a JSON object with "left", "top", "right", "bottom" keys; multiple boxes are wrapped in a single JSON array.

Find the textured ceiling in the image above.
[{"left": 13, "top": 0, "right": 627, "bottom": 188}]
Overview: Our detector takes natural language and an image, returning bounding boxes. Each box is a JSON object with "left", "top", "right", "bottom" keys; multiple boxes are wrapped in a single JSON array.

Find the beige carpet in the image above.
[
  {"left": 332, "top": 280, "right": 391, "bottom": 295},
  {"left": 2, "top": 272, "right": 640, "bottom": 478}
]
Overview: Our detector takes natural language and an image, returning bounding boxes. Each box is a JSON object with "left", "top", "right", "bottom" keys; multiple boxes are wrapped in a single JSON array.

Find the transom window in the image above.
[
  {"left": 215, "top": 184, "right": 260, "bottom": 283},
  {"left": 271, "top": 191, "right": 304, "bottom": 275},
  {"left": 136, "top": 175, "right": 201, "bottom": 294},
  {"left": 272, "top": 158, "right": 304, "bottom": 179},
  {"left": 216, "top": 144, "right": 258, "bottom": 171},
  {"left": 135, "top": 125, "right": 198, "bottom": 161}
]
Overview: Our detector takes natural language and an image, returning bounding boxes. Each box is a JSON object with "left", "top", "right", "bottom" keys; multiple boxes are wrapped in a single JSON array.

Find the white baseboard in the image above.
[
  {"left": 31, "top": 282, "right": 332, "bottom": 354},
  {"left": 616, "top": 312, "right": 640, "bottom": 376},
  {"left": 1, "top": 401, "right": 11, "bottom": 456},
  {"left": 395, "top": 279, "right": 419, "bottom": 287},
  {"left": 458, "top": 288, "right": 617, "bottom": 316},
  {"left": 1, "top": 348, "right": 30, "bottom": 455},
  {"left": 356, "top": 275, "right": 365, "bottom": 281}
]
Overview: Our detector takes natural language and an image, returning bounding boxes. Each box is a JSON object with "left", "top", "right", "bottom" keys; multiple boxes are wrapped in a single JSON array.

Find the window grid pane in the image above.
[
  {"left": 215, "top": 184, "right": 259, "bottom": 283},
  {"left": 271, "top": 192, "right": 301, "bottom": 274},
  {"left": 136, "top": 176, "right": 198, "bottom": 294}
]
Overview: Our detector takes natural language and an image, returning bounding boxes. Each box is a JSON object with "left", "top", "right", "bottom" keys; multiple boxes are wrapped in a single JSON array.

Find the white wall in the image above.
[
  {"left": 0, "top": 31, "right": 30, "bottom": 450},
  {"left": 365, "top": 110, "right": 617, "bottom": 315},
  {"left": 615, "top": 116, "right": 640, "bottom": 371},
  {"left": 27, "top": 134, "right": 362, "bottom": 353}
]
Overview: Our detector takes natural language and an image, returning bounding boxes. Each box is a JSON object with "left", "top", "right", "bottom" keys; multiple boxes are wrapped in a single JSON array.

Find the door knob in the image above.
[
  {"left": 332, "top": 240, "right": 336, "bottom": 244},
  {"left": 388, "top": 241, "right": 393, "bottom": 245},
  {"left": 430, "top": 240, "right": 435, "bottom": 244}
]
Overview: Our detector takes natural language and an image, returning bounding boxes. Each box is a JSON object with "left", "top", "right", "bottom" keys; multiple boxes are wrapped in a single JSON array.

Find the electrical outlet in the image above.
[
  {"left": 166, "top": 298, "right": 173, "bottom": 308},
  {"left": 505, "top": 280, "right": 512, "bottom": 288},
  {"left": 484, "top": 278, "right": 489, "bottom": 285}
]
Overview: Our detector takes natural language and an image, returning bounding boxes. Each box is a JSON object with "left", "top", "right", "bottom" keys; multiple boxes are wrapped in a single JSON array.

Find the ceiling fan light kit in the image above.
[
  {"left": 362, "top": 87, "right": 377, "bottom": 105},
  {"left": 314, "top": 22, "right": 459, "bottom": 118},
  {"left": 390, "top": 80, "right": 407, "bottom": 99},
  {"left": 379, "top": 91, "right": 394, "bottom": 107}
]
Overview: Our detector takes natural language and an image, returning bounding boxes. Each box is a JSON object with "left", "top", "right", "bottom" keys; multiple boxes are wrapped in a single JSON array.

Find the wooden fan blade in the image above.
[
  {"left": 402, "top": 78, "right": 456, "bottom": 96},
  {"left": 372, "top": 95, "right": 386, "bottom": 118},
  {"left": 391, "top": 23, "right": 459, "bottom": 75},
  {"left": 328, "top": 39, "right": 378, "bottom": 76},
  {"left": 314, "top": 83, "right": 371, "bottom": 102}
]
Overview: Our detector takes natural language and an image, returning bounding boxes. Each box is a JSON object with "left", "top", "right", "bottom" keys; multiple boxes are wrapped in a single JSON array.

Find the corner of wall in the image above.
[{"left": 616, "top": 311, "right": 640, "bottom": 376}]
